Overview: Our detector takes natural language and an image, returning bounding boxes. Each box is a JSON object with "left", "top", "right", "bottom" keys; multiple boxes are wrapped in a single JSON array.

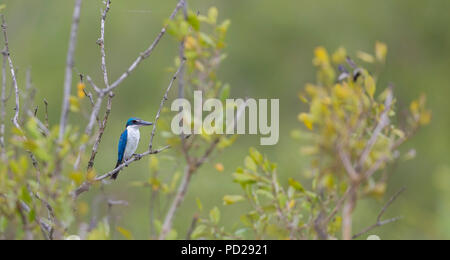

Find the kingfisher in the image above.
[{"left": 112, "top": 117, "right": 153, "bottom": 180}]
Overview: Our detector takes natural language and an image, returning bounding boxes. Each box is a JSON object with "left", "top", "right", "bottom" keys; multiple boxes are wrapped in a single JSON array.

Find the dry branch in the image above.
[
  {"left": 149, "top": 59, "right": 186, "bottom": 151},
  {"left": 103, "top": 0, "right": 186, "bottom": 93},
  {"left": 0, "top": 47, "right": 6, "bottom": 160},
  {"left": 59, "top": 0, "right": 82, "bottom": 142},
  {"left": 1, "top": 14, "right": 21, "bottom": 130},
  {"left": 352, "top": 187, "right": 405, "bottom": 239}
]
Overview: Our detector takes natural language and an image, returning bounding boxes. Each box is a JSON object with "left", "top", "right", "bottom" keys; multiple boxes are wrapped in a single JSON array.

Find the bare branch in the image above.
[
  {"left": 59, "top": 0, "right": 83, "bottom": 142},
  {"left": 342, "top": 186, "right": 357, "bottom": 240},
  {"left": 87, "top": 92, "right": 114, "bottom": 172},
  {"left": 352, "top": 187, "right": 405, "bottom": 239},
  {"left": 186, "top": 214, "right": 199, "bottom": 240},
  {"left": 0, "top": 47, "right": 6, "bottom": 161},
  {"left": 72, "top": 144, "right": 172, "bottom": 198},
  {"left": 1, "top": 14, "right": 21, "bottom": 130},
  {"left": 27, "top": 110, "right": 49, "bottom": 137},
  {"left": 86, "top": 75, "right": 102, "bottom": 94},
  {"left": 43, "top": 99, "right": 49, "bottom": 129},
  {"left": 149, "top": 58, "right": 186, "bottom": 151},
  {"left": 99, "top": 0, "right": 111, "bottom": 88},
  {"left": 159, "top": 165, "right": 193, "bottom": 239},
  {"left": 338, "top": 145, "right": 359, "bottom": 181},
  {"left": 104, "top": 0, "right": 186, "bottom": 93},
  {"left": 34, "top": 192, "right": 56, "bottom": 240},
  {"left": 357, "top": 87, "right": 394, "bottom": 170},
  {"left": 73, "top": 95, "right": 103, "bottom": 170}
]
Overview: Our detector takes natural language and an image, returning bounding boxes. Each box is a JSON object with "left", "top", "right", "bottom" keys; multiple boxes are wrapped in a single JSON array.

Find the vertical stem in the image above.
[
  {"left": 342, "top": 186, "right": 357, "bottom": 240},
  {"left": 59, "top": 0, "right": 82, "bottom": 142},
  {"left": 159, "top": 166, "right": 193, "bottom": 240},
  {"left": 1, "top": 14, "right": 21, "bottom": 130},
  {"left": 0, "top": 49, "right": 6, "bottom": 161}
]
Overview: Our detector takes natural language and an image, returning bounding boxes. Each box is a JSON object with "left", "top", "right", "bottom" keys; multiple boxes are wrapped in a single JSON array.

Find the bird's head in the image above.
[{"left": 126, "top": 117, "right": 153, "bottom": 128}]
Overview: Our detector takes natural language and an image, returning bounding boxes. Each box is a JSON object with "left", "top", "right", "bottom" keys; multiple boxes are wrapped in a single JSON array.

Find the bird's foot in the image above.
[{"left": 133, "top": 154, "right": 142, "bottom": 160}]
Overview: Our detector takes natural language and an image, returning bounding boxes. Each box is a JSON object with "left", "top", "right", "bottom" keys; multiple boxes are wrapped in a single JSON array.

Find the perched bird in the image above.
[{"left": 112, "top": 117, "right": 153, "bottom": 180}]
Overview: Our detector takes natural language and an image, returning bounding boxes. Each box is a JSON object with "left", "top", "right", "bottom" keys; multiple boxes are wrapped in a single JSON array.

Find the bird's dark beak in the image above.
[{"left": 137, "top": 120, "right": 153, "bottom": 126}]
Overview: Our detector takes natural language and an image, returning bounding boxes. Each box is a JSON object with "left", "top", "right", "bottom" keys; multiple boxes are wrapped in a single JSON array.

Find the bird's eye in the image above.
[{"left": 132, "top": 120, "right": 137, "bottom": 123}]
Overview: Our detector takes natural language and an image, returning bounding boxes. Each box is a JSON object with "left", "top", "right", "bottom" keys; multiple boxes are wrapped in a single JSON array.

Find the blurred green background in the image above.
[{"left": 2, "top": 0, "right": 450, "bottom": 239}]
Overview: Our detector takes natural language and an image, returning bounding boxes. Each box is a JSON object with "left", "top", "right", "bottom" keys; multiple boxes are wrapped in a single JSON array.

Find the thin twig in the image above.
[
  {"left": 159, "top": 165, "right": 193, "bottom": 239},
  {"left": 34, "top": 192, "right": 56, "bottom": 240},
  {"left": 0, "top": 48, "right": 6, "bottom": 161},
  {"left": 103, "top": 0, "right": 186, "bottom": 93},
  {"left": 99, "top": 0, "right": 111, "bottom": 88},
  {"left": 86, "top": 75, "right": 102, "bottom": 94},
  {"left": 325, "top": 187, "right": 352, "bottom": 225},
  {"left": 357, "top": 87, "right": 393, "bottom": 170},
  {"left": 149, "top": 58, "right": 186, "bottom": 151},
  {"left": 27, "top": 110, "right": 49, "bottom": 136},
  {"left": 58, "top": 0, "right": 82, "bottom": 142},
  {"left": 352, "top": 187, "right": 405, "bottom": 239},
  {"left": 43, "top": 99, "right": 49, "bottom": 129},
  {"left": 186, "top": 213, "right": 199, "bottom": 240},
  {"left": 338, "top": 145, "right": 359, "bottom": 181},
  {"left": 87, "top": 92, "right": 114, "bottom": 172},
  {"left": 72, "top": 144, "right": 172, "bottom": 198},
  {"left": 1, "top": 14, "right": 21, "bottom": 130}
]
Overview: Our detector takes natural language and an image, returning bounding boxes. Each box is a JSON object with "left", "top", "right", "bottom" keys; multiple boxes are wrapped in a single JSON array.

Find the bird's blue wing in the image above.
[{"left": 117, "top": 129, "right": 128, "bottom": 165}]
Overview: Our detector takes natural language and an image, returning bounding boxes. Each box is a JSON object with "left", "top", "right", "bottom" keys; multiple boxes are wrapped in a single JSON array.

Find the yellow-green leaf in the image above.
[
  {"left": 209, "top": 206, "right": 221, "bottom": 224},
  {"left": 223, "top": 195, "right": 245, "bottom": 205},
  {"left": 116, "top": 226, "right": 134, "bottom": 240},
  {"left": 365, "top": 75, "right": 376, "bottom": 98},
  {"left": 357, "top": 51, "right": 375, "bottom": 63},
  {"left": 375, "top": 41, "right": 388, "bottom": 63}
]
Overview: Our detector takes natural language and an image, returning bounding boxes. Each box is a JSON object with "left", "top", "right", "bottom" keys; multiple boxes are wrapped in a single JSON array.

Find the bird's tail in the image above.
[{"left": 111, "top": 162, "right": 121, "bottom": 180}]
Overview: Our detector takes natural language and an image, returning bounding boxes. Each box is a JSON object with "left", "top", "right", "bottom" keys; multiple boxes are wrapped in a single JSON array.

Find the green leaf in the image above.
[
  {"left": 375, "top": 41, "right": 388, "bottom": 63},
  {"left": 256, "top": 189, "right": 274, "bottom": 200},
  {"left": 199, "top": 32, "right": 215, "bottom": 47},
  {"left": 223, "top": 195, "right": 245, "bottom": 205},
  {"left": 232, "top": 171, "right": 258, "bottom": 184},
  {"left": 218, "top": 19, "right": 231, "bottom": 33},
  {"left": 249, "top": 147, "right": 263, "bottom": 165},
  {"left": 116, "top": 226, "right": 134, "bottom": 240},
  {"left": 28, "top": 209, "right": 36, "bottom": 222},
  {"left": 209, "top": 207, "right": 221, "bottom": 224},
  {"left": 196, "top": 197, "right": 203, "bottom": 211},
  {"left": 245, "top": 156, "right": 257, "bottom": 172},
  {"left": 154, "top": 220, "right": 162, "bottom": 234},
  {"left": 191, "top": 225, "right": 207, "bottom": 239},
  {"left": 21, "top": 186, "right": 32, "bottom": 204},
  {"left": 187, "top": 11, "right": 200, "bottom": 31},
  {"left": 288, "top": 178, "right": 305, "bottom": 193},
  {"left": 365, "top": 74, "right": 376, "bottom": 98},
  {"left": 208, "top": 7, "right": 218, "bottom": 24},
  {"left": 0, "top": 216, "right": 8, "bottom": 233}
]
